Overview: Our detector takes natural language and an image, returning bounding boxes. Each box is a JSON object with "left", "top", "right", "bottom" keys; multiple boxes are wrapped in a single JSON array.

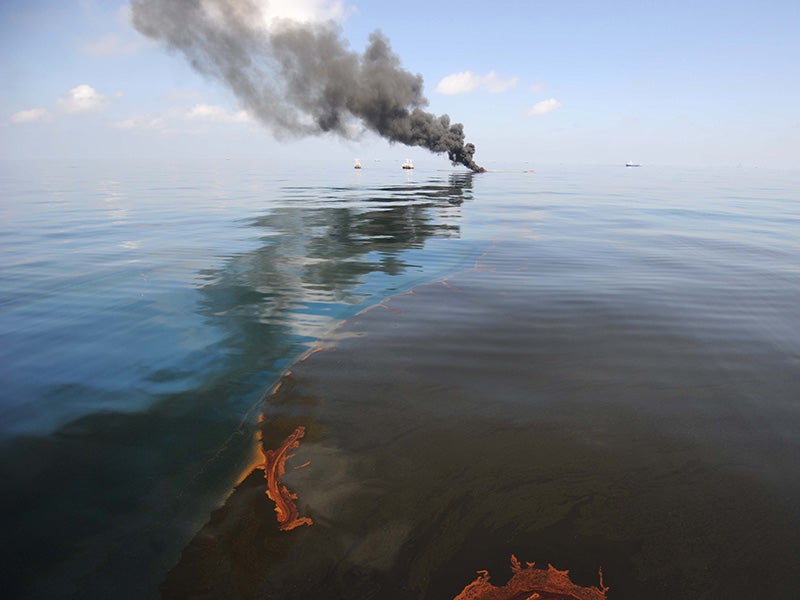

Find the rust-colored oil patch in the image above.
[
  {"left": 260, "top": 426, "right": 313, "bottom": 531},
  {"left": 454, "top": 555, "right": 608, "bottom": 600}
]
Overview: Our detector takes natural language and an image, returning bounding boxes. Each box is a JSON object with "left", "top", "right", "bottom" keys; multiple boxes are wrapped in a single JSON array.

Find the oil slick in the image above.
[
  {"left": 259, "top": 426, "right": 313, "bottom": 531},
  {"left": 454, "top": 555, "right": 608, "bottom": 600}
]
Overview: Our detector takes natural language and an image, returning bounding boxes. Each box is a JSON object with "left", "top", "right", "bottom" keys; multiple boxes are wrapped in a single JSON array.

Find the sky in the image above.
[{"left": 1, "top": 0, "right": 798, "bottom": 168}]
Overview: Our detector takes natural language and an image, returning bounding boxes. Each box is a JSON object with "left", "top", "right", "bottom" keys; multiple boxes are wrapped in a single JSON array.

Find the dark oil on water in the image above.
[{"left": 1, "top": 160, "right": 798, "bottom": 598}]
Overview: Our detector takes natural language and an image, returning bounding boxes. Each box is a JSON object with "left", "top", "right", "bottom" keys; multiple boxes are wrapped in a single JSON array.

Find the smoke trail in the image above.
[{"left": 130, "top": 0, "right": 484, "bottom": 171}]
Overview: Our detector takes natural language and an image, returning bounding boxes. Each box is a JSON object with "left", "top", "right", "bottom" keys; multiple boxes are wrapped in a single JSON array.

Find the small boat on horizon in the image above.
[
  {"left": 625, "top": 161, "right": 641, "bottom": 167},
  {"left": 402, "top": 158, "right": 414, "bottom": 170},
  {"left": 354, "top": 159, "right": 362, "bottom": 169}
]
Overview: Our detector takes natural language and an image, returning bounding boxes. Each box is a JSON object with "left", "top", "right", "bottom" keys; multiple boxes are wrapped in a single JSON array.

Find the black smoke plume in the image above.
[{"left": 130, "top": 0, "right": 484, "bottom": 171}]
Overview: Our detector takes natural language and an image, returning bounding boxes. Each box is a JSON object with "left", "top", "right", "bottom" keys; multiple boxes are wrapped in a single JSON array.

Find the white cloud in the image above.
[
  {"left": 185, "top": 104, "right": 252, "bottom": 123},
  {"left": 436, "top": 72, "right": 481, "bottom": 95},
  {"left": 528, "top": 98, "right": 562, "bottom": 116},
  {"left": 436, "top": 71, "right": 519, "bottom": 95},
  {"left": 57, "top": 84, "right": 109, "bottom": 114},
  {"left": 11, "top": 108, "right": 51, "bottom": 124},
  {"left": 436, "top": 73, "right": 475, "bottom": 95}
]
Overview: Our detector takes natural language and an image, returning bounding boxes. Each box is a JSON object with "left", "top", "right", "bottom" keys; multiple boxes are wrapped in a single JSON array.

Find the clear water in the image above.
[{"left": 1, "top": 159, "right": 798, "bottom": 598}]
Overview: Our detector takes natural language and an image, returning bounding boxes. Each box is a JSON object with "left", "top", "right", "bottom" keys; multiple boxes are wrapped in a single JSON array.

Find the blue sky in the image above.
[{"left": 1, "top": 0, "right": 798, "bottom": 167}]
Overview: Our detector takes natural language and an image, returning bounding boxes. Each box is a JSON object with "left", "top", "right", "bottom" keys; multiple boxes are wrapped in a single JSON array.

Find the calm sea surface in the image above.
[{"left": 0, "top": 159, "right": 798, "bottom": 598}]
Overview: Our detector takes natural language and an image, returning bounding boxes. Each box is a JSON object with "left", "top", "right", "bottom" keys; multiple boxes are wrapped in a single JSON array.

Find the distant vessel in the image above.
[
  {"left": 625, "top": 161, "right": 641, "bottom": 167},
  {"left": 354, "top": 159, "right": 362, "bottom": 169},
  {"left": 402, "top": 159, "right": 414, "bottom": 170}
]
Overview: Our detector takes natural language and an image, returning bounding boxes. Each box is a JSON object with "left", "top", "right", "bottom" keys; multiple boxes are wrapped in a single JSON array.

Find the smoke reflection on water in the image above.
[{"left": 0, "top": 162, "right": 480, "bottom": 599}]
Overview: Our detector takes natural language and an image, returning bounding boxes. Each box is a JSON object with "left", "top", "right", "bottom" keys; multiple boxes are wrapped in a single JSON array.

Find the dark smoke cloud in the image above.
[{"left": 130, "top": 0, "right": 484, "bottom": 171}]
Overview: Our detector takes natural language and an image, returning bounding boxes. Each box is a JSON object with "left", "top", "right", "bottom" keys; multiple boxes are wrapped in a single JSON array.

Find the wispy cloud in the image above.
[
  {"left": 57, "top": 84, "right": 109, "bottom": 114},
  {"left": 185, "top": 104, "right": 252, "bottom": 123},
  {"left": 161, "top": 89, "right": 205, "bottom": 104},
  {"left": 81, "top": 33, "right": 146, "bottom": 57},
  {"left": 11, "top": 108, "right": 51, "bottom": 124},
  {"left": 435, "top": 71, "right": 519, "bottom": 95},
  {"left": 482, "top": 72, "right": 521, "bottom": 93},
  {"left": 113, "top": 104, "right": 252, "bottom": 131},
  {"left": 528, "top": 98, "right": 562, "bottom": 116},
  {"left": 113, "top": 115, "right": 167, "bottom": 131}
]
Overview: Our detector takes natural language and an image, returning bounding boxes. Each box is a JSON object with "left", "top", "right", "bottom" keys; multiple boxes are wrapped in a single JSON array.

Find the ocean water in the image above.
[{"left": 1, "top": 159, "right": 799, "bottom": 598}]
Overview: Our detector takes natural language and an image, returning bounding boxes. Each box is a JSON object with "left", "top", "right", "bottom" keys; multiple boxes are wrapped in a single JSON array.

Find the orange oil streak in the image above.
[
  {"left": 261, "top": 426, "right": 313, "bottom": 531},
  {"left": 454, "top": 555, "right": 608, "bottom": 600}
]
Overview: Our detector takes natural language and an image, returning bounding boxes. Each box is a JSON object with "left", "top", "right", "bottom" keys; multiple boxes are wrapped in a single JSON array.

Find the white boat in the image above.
[
  {"left": 402, "top": 158, "right": 414, "bottom": 170},
  {"left": 354, "top": 159, "right": 362, "bottom": 169},
  {"left": 625, "top": 161, "right": 641, "bottom": 167}
]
